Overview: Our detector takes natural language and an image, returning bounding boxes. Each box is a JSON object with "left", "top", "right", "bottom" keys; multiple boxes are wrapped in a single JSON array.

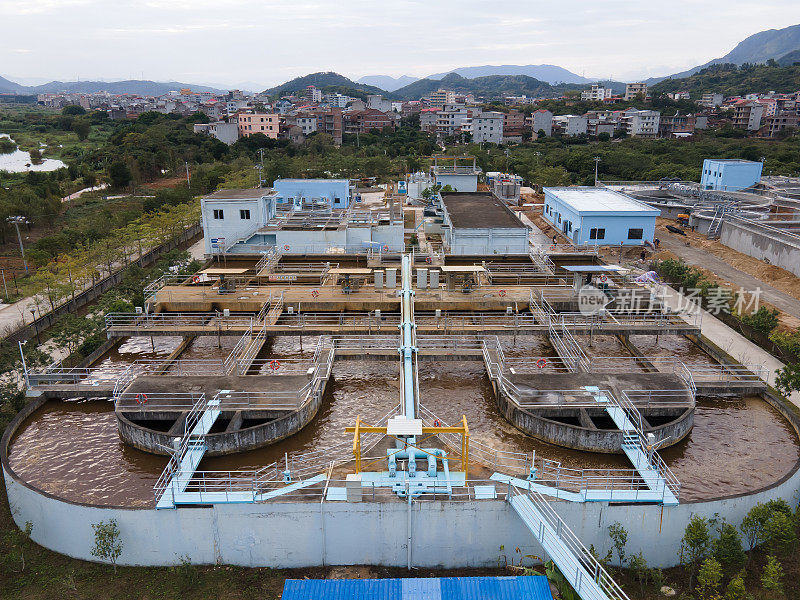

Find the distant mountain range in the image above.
[
  {"left": 647, "top": 23, "right": 800, "bottom": 84},
  {"left": 0, "top": 76, "right": 226, "bottom": 95},
  {"left": 356, "top": 75, "right": 418, "bottom": 92},
  {"left": 425, "top": 64, "right": 592, "bottom": 84}
]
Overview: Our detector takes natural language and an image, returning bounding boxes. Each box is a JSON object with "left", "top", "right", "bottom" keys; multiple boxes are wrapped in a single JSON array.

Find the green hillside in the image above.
[
  {"left": 262, "top": 72, "right": 385, "bottom": 98},
  {"left": 651, "top": 62, "right": 800, "bottom": 97}
]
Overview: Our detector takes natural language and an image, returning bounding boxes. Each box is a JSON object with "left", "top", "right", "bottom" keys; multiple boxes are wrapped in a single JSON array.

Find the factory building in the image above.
[
  {"left": 439, "top": 191, "right": 528, "bottom": 254},
  {"left": 700, "top": 159, "right": 763, "bottom": 191}
]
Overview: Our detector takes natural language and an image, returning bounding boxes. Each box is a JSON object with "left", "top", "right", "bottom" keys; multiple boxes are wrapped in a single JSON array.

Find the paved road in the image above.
[{"left": 660, "top": 232, "right": 800, "bottom": 321}]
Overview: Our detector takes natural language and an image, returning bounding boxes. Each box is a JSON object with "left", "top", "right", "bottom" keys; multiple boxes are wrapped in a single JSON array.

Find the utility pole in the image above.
[
  {"left": 593, "top": 157, "right": 601, "bottom": 186},
  {"left": 185, "top": 161, "right": 190, "bottom": 187},
  {"left": 7, "top": 216, "right": 30, "bottom": 273},
  {"left": 1, "top": 269, "right": 8, "bottom": 301}
]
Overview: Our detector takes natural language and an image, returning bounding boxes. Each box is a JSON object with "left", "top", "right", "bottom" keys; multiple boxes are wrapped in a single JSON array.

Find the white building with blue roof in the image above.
[{"left": 543, "top": 187, "right": 661, "bottom": 246}]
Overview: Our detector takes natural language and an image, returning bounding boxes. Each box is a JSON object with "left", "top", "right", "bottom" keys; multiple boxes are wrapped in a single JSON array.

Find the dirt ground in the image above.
[{"left": 653, "top": 217, "right": 800, "bottom": 303}]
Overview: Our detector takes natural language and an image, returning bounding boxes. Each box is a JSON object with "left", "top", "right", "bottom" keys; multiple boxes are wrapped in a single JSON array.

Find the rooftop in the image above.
[
  {"left": 545, "top": 187, "right": 660, "bottom": 215},
  {"left": 705, "top": 159, "right": 762, "bottom": 164},
  {"left": 441, "top": 192, "right": 526, "bottom": 229},
  {"left": 203, "top": 188, "right": 270, "bottom": 200}
]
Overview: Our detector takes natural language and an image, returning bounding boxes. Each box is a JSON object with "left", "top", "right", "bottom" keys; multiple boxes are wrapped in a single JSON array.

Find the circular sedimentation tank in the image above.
[{"left": 6, "top": 336, "right": 800, "bottom": 506}]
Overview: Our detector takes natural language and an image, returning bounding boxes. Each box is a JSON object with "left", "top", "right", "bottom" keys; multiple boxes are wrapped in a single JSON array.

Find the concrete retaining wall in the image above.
[{"left": 720, "top": 218, "right": 800, "bottom": 277}]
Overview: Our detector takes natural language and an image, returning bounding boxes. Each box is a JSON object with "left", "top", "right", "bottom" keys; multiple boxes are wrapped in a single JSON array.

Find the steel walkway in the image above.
[{"left": 509, "top": 487, "right": 630, "bottom": 600}]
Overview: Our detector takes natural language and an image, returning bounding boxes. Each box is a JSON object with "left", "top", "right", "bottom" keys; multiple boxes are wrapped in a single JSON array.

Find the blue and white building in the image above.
[
  {"left": 543, "top": 187, "right": 660, "bottom": 246},
  {"left": 201, "top": 189, "right": 277, "bottom": 255},
  {"left": 272, "top": 178, "right": 353, "bottom": 209},
  {"left": 700, "top": 159, "right": 763, "bottom": 191}
]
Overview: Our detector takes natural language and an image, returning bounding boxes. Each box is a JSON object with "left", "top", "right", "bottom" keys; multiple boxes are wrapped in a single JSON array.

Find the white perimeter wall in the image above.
[{"left": 6, "top": 463, "right": 800, "bottom": 569}]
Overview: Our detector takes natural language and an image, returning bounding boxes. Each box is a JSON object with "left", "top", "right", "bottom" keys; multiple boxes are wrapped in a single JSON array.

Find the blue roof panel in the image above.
[{"left": 282, "top": 576, "right": 553, "bottom": 600}]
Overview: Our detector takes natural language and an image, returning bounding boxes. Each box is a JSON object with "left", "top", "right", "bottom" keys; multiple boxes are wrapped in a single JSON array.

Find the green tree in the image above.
[
  {"left": 724, "top": 571, "right": 746, "bottom": 600},
  {"left": 62, "top": 105, "right": 86, "bottom": 116},
  {"left": 108, "top": 161, "right": 132, "bottom": 189},
  {"left": 629, "top": 551, "right": 649, "bottom": 594},
  {"left": 607, "top": 522, "right": 628, "bottom": 566},
  {"left": 774, "top": 363, "right": 800, "bottom": 397},
  {"left": 740, "top": 502, "right": 770, "bottom": 563},
  {"left": 740, "top": 306, "right": 779, "bottom": 334},
  {"left": 90, "top": 519, "right": 123, "bottom": 572},
  {"left": 713, "top": 522, "right": 745, "bottom": 576},
  {"left": 71, "top": 118, "right": 91, "bottom": 141},
  {"left": 681, "top": 514, "right": 712, "bottom": 589},
  {"left": 764, "top": 509, "right": 796, "bottom": 557},
  {"left": 697, "top": 557, "right": 723, "bottom": 600},
  {"left": 760, "top": 554, "right": 784, "bottom": 598}
]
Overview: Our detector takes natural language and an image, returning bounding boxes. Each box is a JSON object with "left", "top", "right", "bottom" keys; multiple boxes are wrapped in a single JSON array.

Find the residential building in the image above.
[
  {"left": 698, "top": 94, "right": 725, "bottom": 108},
  {"left": 763, "top": 111, "right": 800, "bottom": 138},
  {"left": 732, "top": 100, "right": 764, "bottom": 130},
  {"left": 435, "top": 105, "right": 471, "bottom": 138},
  {"left": 294, "top": 113, "right": 318, "bottom": 135},
  {"left": 343, "top": 109, "right": 394, "bottom": 134},
  {"left": 700, "top": 159, "right": 763, "bottom": 191},
  {"left": 366, "top": 94, "right": 393, "bottom": 113},
  {"left": 502, "top": 110, "right": 525, "bottom": 142},
  {"left": 542, "top": 187, "right": 660, "bottom": 246},
  {"left": 323, "top": 93, "right": 351, "bottom": 108},
  {"left": 193, "top": 121, "right": 240, "bottom": 145},
  {"left": 529, "top": 109, "right": 553, "bottom": 137},
  {"left": 624, "top": 82, "right": 648, "bottom": 101},
  {"left": 553, "top": 114, "right": 588, "bottom": 136},
  {"left": 620, "top": 108, "right": 660, "bottom": 138},
  {"left": 420, "top": 109, "right": 439, "bottom": 133},
  {"left": 658, "top": 112, "right": 697, "bottom": 137},
  {"left": 429, "top": 89, "right": 456, "bottom": 106},
  {"left": 272, "top": 178, "right": 352, "bottom": 209},
  {"left": 312, "top": 107, "right": 343, "bottom": 144},
  {"left": 581, "top": 84, "right": 613, "bottom": 102},
  {"left": 668, "top": 91, "right": 691, "bottom": 101},
  {"left": 238, "top": 112, "right": 280, "bottom": 138},
  {"left": 305, "top": 85, "right": 323, "bottom": 103},
  {"left": 470, "top": 111, "right": 504, "bottom": 144}
]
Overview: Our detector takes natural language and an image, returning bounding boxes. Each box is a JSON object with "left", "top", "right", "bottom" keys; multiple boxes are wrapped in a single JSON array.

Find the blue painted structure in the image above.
[
  {"left": 282, "top": 576, "right": 553, "bottom": 600},
  {"left": 543, "top": 187, "right": 660, "bottom": 246},
  {"left": 700, "top": 159, "right": 762, "bottom": 191},
  {"left": 272, "top": 178, "right": 352, "bottom": 208}
]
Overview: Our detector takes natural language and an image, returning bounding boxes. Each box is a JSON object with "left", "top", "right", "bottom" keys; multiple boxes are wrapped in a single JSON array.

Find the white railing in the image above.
[{"left": 510, "top": 485, "right": 631, "bottom": 600}]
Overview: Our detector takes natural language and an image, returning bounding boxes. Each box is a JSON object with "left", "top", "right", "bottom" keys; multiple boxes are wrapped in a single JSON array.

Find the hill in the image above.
[
  {"left": 426, "top": 64, "right": 591, "bottom": 84},
  {"left": 262, "top": 72, "right": 385, "bottom": 97},
  {"left": 777, "top": 49, "right": 800, "bottom": 66},
  {"left": 357, "top": 75, "right": 418, "bottom": 92},
  {"left": 389, "top": 73, "right": 625, "bottom": 101},
  {"left": 0, "top": 76, "right": 24, "bottom": 93},
  {"left": 648, "top": 23, "right": 800, "bottom": 84},
  {"left": 650, "top": 63, "right": 800, "bottom": 97},
  {"left": 0, "top": 76, "right": 226, "bottom": 95}
]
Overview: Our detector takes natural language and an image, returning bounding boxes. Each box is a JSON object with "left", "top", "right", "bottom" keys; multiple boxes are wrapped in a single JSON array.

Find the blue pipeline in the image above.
[{"left": 399, "top": 254, "right": 417, "bottom": 422}]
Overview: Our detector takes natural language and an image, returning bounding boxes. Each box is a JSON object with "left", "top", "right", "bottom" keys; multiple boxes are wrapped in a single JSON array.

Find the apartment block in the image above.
[
  {"left": 238, "top": 112, "right": 281, "bottom": 138},
  {"left": 624, "top": 83, "right": 647, "bottom": 101},
  {"left": 471, "top": 111, "right": 504, "bottom": 144}
]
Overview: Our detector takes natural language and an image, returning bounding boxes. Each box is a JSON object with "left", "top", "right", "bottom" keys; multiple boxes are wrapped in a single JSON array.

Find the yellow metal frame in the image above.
[{"left": 346, "top": 415, "right": 469, "bottom": 476}]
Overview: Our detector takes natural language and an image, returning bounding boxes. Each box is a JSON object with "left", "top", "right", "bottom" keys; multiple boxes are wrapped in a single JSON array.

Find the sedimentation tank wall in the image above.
[{"left": 5, "top": 391, "right": 800, "bottom": 569}]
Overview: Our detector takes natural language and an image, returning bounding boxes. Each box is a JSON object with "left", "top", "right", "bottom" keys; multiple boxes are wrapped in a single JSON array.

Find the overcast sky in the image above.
[{"left": 1, "top": 0, "right": 799, "bottom": 89}]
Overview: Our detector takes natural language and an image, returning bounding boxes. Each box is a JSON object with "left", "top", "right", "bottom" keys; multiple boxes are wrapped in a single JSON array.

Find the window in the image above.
[
  {"left": 627, "top": 228, "right": 643, "bottom": 240},
  {"left": 557, "top": 214, "right": 561, "bottom": 223},
  {"left": 240, "top": 209, "right": 251, "bottom": 219},
  {"left": 213, "top": 209, "right": 224, "bottom": 220},
  {"left": 590, "top": 228, "right": 605, "bottom": 240}
]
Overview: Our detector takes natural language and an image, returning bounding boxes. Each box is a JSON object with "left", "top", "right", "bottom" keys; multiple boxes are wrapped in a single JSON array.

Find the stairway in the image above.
[{"left": 509, "top": 488, "right": 630, "bottom": 600}]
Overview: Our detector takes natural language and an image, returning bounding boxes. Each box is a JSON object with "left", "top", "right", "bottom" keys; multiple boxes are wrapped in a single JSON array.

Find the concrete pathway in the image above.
[
  {"left": 659, "top": 284, "right": 800, "bottom": 407},
  {"left": 517, "top": 212, "right": 552, "bottom": 249},
  {"left": 61, "top": 183, "right": 108, "bottom": 203},
  {"left": 187, "top": 237, "right": 206, "bottom": 261},
  {"left": 660, "top": 233, "right": 800, "bottom": 321}
]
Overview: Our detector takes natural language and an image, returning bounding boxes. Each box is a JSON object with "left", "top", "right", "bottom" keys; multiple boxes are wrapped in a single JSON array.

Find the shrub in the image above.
[
  {"left": 608, "top": 522, "right": 628, "bottom": 565},
  {"left": 681, "top": 515, "right": 711, "bottom": 589},
  {"left": 697, "top": 557, "right": 722, "bottom": 599},
  {"left": 713, "top": 522, "right": 745, "bottom": 576},
  {"left": 91, "top": 519, "right": 123, "bottom": 572},
  {"left": 760, "top": 554, "right": 784, "bottom": 597},
  {"left": 740, "top": 307, "right": 779, "bottom": 334}
]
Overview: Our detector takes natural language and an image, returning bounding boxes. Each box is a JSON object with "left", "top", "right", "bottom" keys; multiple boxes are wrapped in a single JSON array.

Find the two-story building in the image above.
[{"left": 272, "top": 179, "right": 353, "bottom": 209}]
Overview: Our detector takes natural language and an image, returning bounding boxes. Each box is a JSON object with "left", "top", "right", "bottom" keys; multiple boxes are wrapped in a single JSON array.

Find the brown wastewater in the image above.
[{"left": 8, "top": 335, "right": 800, "bottom": 506}]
